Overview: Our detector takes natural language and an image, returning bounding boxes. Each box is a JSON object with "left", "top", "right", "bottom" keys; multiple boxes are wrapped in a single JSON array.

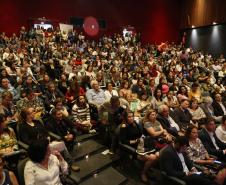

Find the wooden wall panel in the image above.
[{"left": 180, "top": 0, "right": 226, "bottom": 29}]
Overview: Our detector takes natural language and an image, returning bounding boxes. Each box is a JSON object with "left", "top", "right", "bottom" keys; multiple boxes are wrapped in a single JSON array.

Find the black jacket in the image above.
[
  {"left": 159, "top": 144, "right": 193, "bottom": 178},
  {"left": 212, "top": 101, "right": 226, "bottom": 117},
  {"left": 172, "top": 107, "right": 192, "bottom": 129},
  {"left": 157, "top": 113, "right": 178, "bottom": 136},
  {"left": 199, "top": 128, "right": 226, "bottom": 158}
]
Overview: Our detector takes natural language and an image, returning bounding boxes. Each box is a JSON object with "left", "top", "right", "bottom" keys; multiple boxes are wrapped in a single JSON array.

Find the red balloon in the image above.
[{"left": 83, "top": 16, "right": 99, "bottom": 36}]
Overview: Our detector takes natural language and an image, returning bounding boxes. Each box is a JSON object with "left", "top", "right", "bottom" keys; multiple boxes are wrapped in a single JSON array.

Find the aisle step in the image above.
[
  {"left": 80, "top": 167, "right": 127, "bottom": 185},
  {"left": 77, "top": 133, "right": 98, "bottom": 142},
  {"left": 72, "top": 140, "right": 105, "bottom": 161},
  {"left": 72, "top": 152, "right": 120, "bottom": 181}
]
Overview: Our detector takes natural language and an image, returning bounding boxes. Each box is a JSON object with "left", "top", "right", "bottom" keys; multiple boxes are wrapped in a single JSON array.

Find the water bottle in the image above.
[{"left": 137, "top": 136, "right": 145, "bottom": 153}]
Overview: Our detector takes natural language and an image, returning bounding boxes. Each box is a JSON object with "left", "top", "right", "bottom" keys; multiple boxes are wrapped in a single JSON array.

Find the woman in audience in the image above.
[
  {"left": 0, "top": 156, "right": 19, "bottom": 185},
  {"left": 186, "top": 125, "right": 226, "bottom": 185},
  {"left": 120, "top": 110, "right": 158, "bottom": 183},
  {"left": 119, "top": 80, "right": 132, "bottom": 99},
  {"left": 188, "top": 98, "right": 206, "bottom": 126},
  {"left": 215, "top": 115, "right": 226, "bottom": 144},
  {"left": 186, "top": 125, "right": 215, "bottom": 165},
  {"left": 104, "top": 82, "right": 119, "bottom": 101},
  {"left": 143, "top": 109, "right": 172, "bottom": 146},
  {"left": 177, "top": 85, "right": 189, "bottom": 102},
  {"left": 24, "top": 139, "right": 68, "bottom": 185},
  {"left": 18, "top": 107, "right": 48, "bottom": 145},
  {"left": 151, "top": 88, "right": 164, "bottom": 110},
  {"left": 50, "top": 98, "right": 69, "bottom": 117},
  {"left": 163, "top": 90, "right": 179, "bottom": 110},
  {"left": 188, "top": 82, "right": 202, "bottom": 103},
  {"left": 0, "top": 114, "right": 18, "bottom": 155},
  {"left": 65, "top": 78, "right": 85, "bottom": 106},
  {"left": 72, "top": 95, "right": 95, "bottom": 133}
]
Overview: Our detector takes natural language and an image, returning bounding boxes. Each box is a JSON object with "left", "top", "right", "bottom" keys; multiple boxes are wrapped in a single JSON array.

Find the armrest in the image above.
[
  {"left": 161, "top": 171, "right": 186, "bottom": 185},
  {"left": 3, "top": 150, "right": 27, "bottom": 158},
  {"left": 48, "top": 132, "right": 62, "bottom": 141},
  {"left": 119, "top": 143, "right": 136, "bottom": 154},
  {"left": 17, "top": 141, "right": 29, "bottom": 150}
]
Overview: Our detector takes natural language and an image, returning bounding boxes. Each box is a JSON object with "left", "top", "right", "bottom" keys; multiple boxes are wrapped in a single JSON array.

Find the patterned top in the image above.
[
  {"left": 188, "top": 107, "right": 206, "bottom": 121},
  {"left": 72, "top": 103, "right": 90, "bottom": 122},
  {"left": 16, "top": 97, "right": 44, "bottom": 114},
  {"left": 186, "top": 138, "right": 208, "bottom": 161},
  {"left": 0, "top": 128, "right": 18, "bottom": 153},
  {"left": 143, "top": 120, "right": 162, "bottom": 132}
]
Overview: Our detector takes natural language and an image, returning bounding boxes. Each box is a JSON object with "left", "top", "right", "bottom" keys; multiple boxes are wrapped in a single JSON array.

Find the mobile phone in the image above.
[
  {"left": 214, "top": 160, "right": 222, "bottom": 164},
  {"left": 194, "top": 172, "right": 202, "bottom": 175}
]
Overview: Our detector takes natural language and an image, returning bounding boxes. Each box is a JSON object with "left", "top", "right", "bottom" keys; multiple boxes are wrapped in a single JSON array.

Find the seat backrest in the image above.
[
  {"left": 17, "top": 158, "right": 29, "bottom": 185},
  {"left": 8, "top": 121, "right": 18, "bottom": 138}
]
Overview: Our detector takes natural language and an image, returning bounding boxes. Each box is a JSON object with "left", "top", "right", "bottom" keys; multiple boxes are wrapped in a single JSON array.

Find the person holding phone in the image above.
[{"left": 159, "top": 136, "right": 217, "bottom": 185}]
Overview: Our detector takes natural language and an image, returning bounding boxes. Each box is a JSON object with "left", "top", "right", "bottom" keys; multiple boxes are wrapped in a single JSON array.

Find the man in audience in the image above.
[
  {"left": 199, "top": 117, "right": 226, "bottom": 160},
  {"left": 172, "top": 99, "right": 193, "bottom": 131},
  {"left": 157, "top": 104, "right": 180, "bottom": 136},
  {"left": 86, "top": 80, "right": 106, "bottom": 107},
  {"left": 160, "top": 136, "right": 217, "bottom": 185},
  {"left": 212, "top": 93, "right": 226, "bottom": 118},
  {"left": 45, "top": 108, "right": 77, "bottom": 152}
]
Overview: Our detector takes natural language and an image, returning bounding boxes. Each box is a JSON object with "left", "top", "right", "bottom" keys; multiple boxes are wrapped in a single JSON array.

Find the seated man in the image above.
[
  {"left": 159, "top": 136, "right": 216, "bottom": 185},
  {"left": 212, "top": 93, "right": 226, "bottom": 119},
  {"left": 199, "top": 117, "right": 226, "bottom": 161},
  {"left": 86, "top": 80, "right": 106, "bottom": 108},
  {"left": 172, "top": 99, "right": 193, "bottom": 131},
  {"left": 45, "top": 108, "right": 77, "bottom": 152},
  {"left": 98, "top": 96, "right": 126, "bottom": 149},
  {"left": 157, "top": 104, "right": 180, "bottom": 136}
]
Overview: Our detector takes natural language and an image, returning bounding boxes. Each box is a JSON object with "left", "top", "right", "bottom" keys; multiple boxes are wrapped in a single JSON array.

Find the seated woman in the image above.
[
  {"left": 151, "top": 88, "right": 164, "bottom": 110},
  {"left": 186, "top": 125, "right": 226, "bottom": 185},
  {"left": 24, "top": 139, "right": 68, "bottom": 185},
  {"left": 72, "top": 95, "right": 95, "bottom": 133},
  {"left": 215, "top": 115, "right": 226, "bottom": 144},
  {"left": 0, "top": 156, "right": 19, "bottom": 185},
  {"left": 186, "top": 125, "right": 215, "bottom": 165},
  {"left": 0, "top": 114, "right": 18, "bottom": 155},
  {"left": 188, "top": 82, "right": 202, "bottom": 103},
  {"left": 120, "top": 110, "right": 158, "bottom": 183},
  {"left": 163, "top": 90, "right": 179, "bottom": 110},
  {"left": 119, "top": 80, "right": 132, "bottom": 99},
  {"left": 18, "top": 107, "right": 48, "bottom": 145},
  {"left": 177, "top": 85, "right": 189, "bottom": 103},
  {"left": 188, "top": 98, "right": 206, "bottom": 127},
  {"left": 19, "top": 107, "right": 79, "bottom": 172},
  {"left": 104, "top": 82, "right": 119, "bottom": 102},
  {"left": 50, "top": 98, "right": 69, "bottom": 118},
  {"left": 136, "top": 92, "right": 152, "bottom": 117},
  {"left": 143, "top": 109, "right": 172, "bottom": 147}
]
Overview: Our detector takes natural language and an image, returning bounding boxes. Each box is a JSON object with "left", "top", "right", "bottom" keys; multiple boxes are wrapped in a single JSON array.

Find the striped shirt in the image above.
[{"left": 72, "top": 103, "right": 90, "bottom": 122}]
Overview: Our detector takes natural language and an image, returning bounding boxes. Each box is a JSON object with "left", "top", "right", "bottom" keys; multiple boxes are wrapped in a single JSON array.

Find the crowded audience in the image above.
[{"left": 0, "top": 25, "right": 225, "bottom": 184}]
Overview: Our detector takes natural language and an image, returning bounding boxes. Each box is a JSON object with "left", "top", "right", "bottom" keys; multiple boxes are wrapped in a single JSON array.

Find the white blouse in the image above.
[
  {"left": 24, "top": 154, "right": 68, "bottom": 185},
  {"left": 216, "top": 125, "right": 226, "bottom": 144},
  {"left": 104, "top": 90, "right": 119, "bottom": 101}
]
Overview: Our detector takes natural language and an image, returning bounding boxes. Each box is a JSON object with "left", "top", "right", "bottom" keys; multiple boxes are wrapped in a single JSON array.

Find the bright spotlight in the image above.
[
  {"left": 192, "top": 25, "right": 195, "bottom": 28},
  {"left": 213, "top": 22, "right": 217, "bottom": 25}
]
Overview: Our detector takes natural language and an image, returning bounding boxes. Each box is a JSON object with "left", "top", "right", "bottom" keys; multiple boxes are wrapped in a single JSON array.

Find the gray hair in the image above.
[{"left": 158, "top": 104, "right": 169, "bottom": 114}]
